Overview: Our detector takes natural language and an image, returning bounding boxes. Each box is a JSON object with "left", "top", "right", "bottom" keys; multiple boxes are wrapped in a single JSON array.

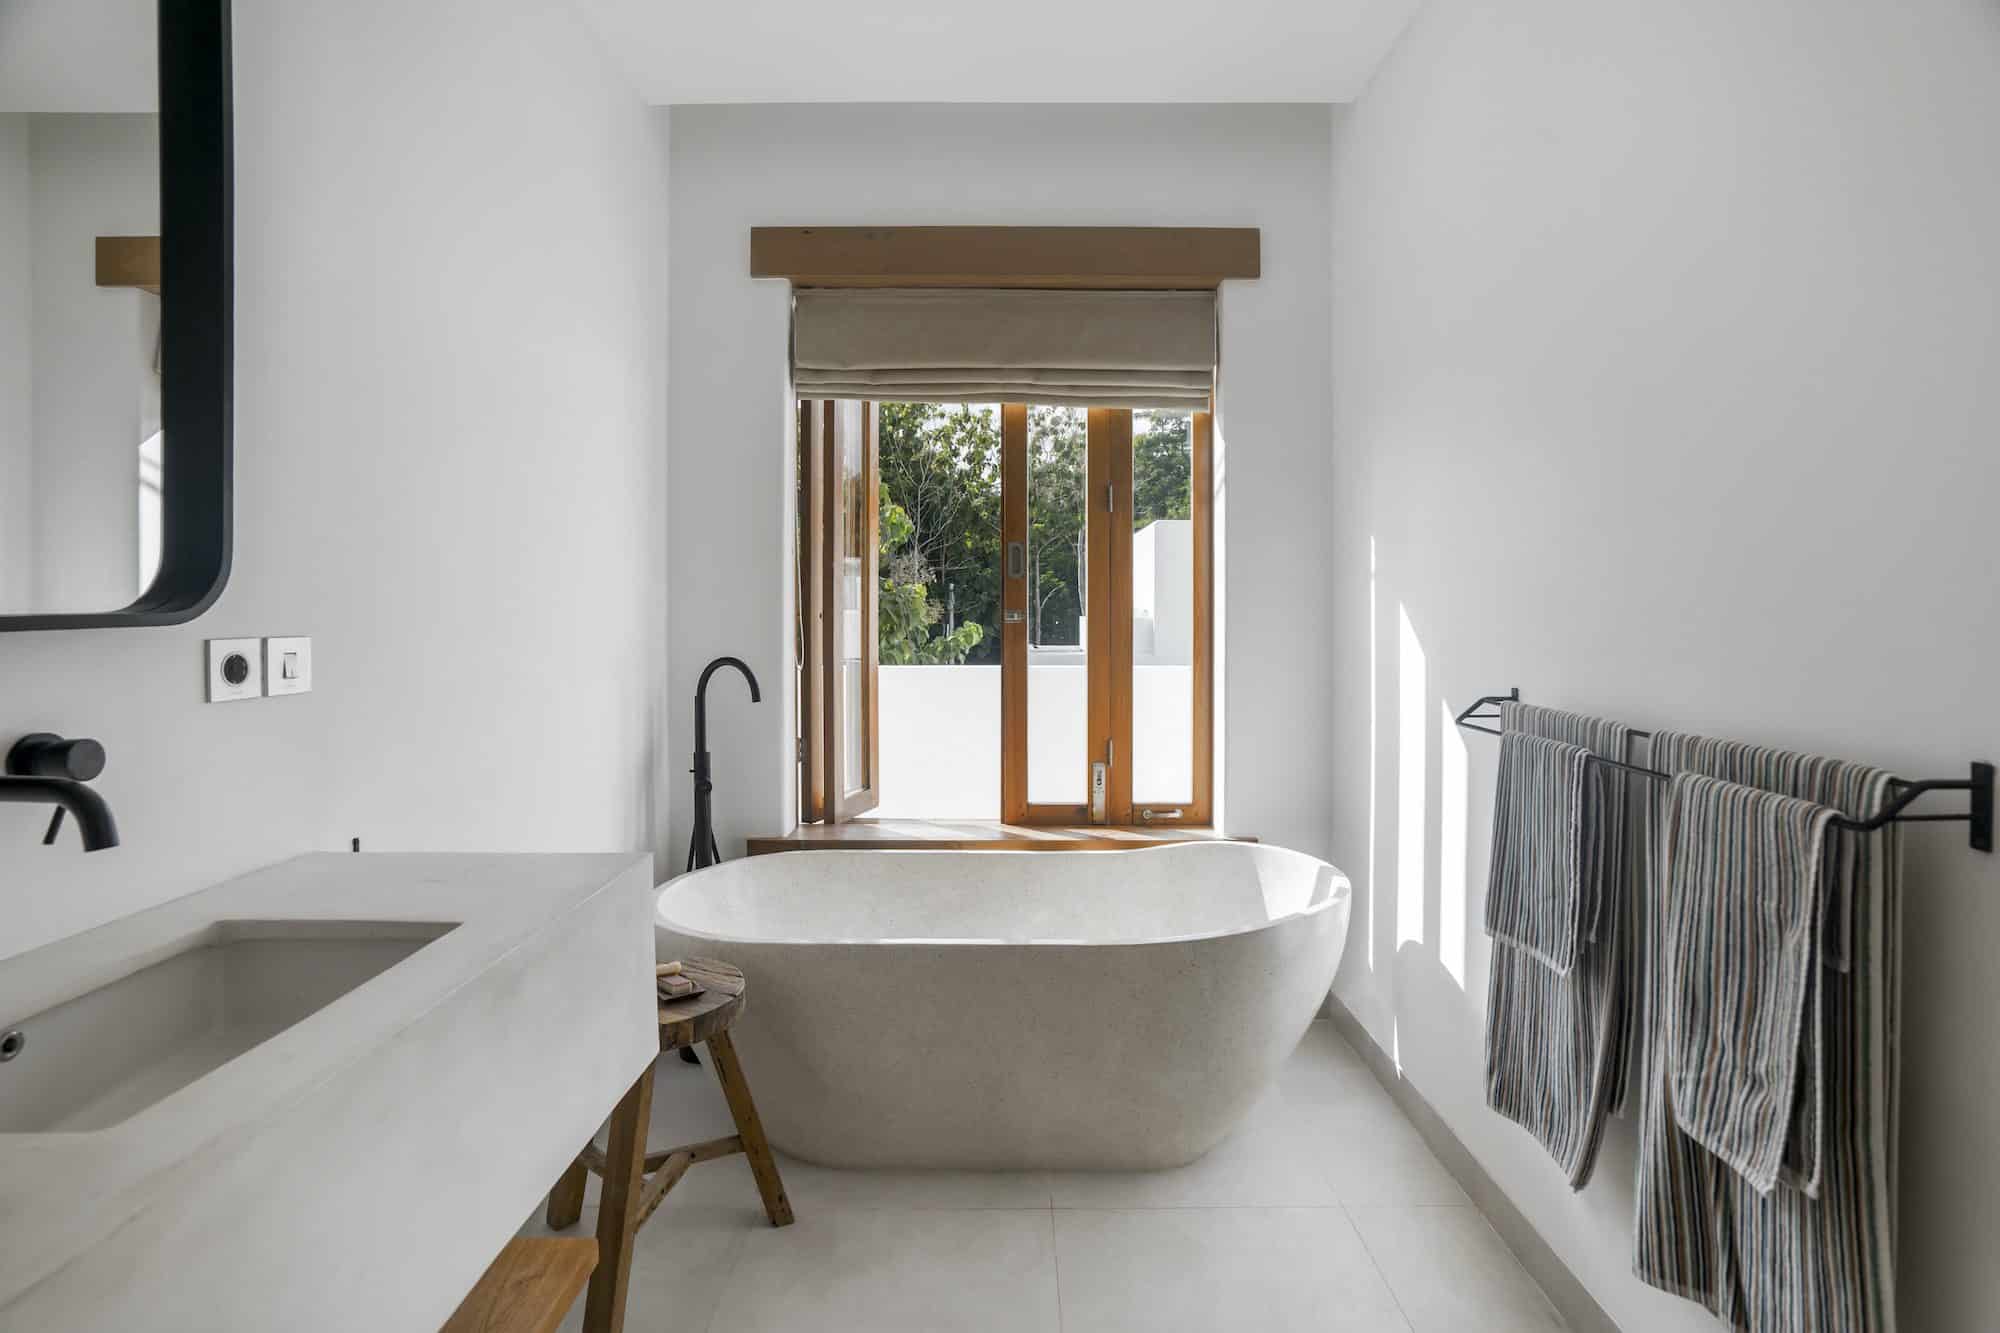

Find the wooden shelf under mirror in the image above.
[{"left": 95, "top": 235, "right": 161, "bottom": 294}]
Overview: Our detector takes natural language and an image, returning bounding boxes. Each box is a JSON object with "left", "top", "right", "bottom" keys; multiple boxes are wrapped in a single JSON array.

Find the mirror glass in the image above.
[{"left": 1, "top": 1, "right": 164, "bottom": 614}]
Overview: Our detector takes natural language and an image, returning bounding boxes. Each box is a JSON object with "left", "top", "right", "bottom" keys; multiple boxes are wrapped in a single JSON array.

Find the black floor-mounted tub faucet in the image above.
[{"left": 686, "top": 657, "right": 759, "bottom": 874}]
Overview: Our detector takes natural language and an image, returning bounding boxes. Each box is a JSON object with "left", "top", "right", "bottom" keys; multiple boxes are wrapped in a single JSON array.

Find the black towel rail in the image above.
[{"left": 1453, "top": 687, "right": 1994, "bottom": 852}]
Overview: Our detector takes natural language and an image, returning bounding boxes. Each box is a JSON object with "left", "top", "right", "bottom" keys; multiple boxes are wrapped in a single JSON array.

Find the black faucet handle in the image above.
[
  {"left": 6, "top": 733, "right": 107, "bottom": 782},
  {"left": 42, "top": 808, "right": 66, "bottom": 845}
]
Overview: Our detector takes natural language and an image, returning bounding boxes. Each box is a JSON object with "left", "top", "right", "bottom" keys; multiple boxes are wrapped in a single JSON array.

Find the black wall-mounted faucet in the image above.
[{"left": 2, "top": 734, "right": 119, "bottom": 852}]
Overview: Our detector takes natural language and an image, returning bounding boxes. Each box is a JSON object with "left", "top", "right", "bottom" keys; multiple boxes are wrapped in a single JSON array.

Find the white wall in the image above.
[
  {"left": 27, "top": 113, "right": 157, "bottom": 611},
  {"left": 1132, "top": 518, "right": 1192, "bottom": 665},
  {"left": 0, "top": 0, "right": 669, "bottom": 960},
  {"left": 0, "top": 116, "right": 30, "bottom": 607},
  {"left": 1328, "top": 1, "right": 2000, "bottom": 1327},
  {"left": 874, "top": 664, "right": 1195, "bottom": 820},
  {"left": 667, "top": 104, "right": 1333, "bottom": 861}
]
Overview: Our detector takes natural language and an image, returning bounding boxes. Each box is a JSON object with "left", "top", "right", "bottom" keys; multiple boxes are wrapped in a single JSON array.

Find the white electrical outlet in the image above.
[
  {"left": 206, "top": 638, "right": 263, "bottom": 702},
  {"left": 264, "top": 636, "right": 312, "bottom": 696}
]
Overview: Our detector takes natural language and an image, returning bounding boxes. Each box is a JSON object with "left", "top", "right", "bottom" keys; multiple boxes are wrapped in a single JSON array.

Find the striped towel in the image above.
[
  {"left": 1656, "top": 735, "right": 1889, "bottom": 1196},
  {"left": 1661, "top": 773, "right": 1837, "bottom": 1197},
  {"left": 1634, "top": 731, "right": 1902, "bottom": 1332},
  {"left": 1485, "top": 731, "right": 1602, "bottom": 974},
  {"left": 1482, "top": 701, "right": 1633, "bottom": 1189}
]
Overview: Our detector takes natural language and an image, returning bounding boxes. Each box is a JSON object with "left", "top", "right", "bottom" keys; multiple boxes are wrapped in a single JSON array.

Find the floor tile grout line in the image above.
[
  {"left": 1049, "top": 1201, "right": 1395, "bottom": 1212},
  {"left": 1339, "top": 1198, "right": 1420, "bottom": 1333},
  {"left": 1047, "top": 1203, "right": 1068, "bottom": 1333},
  {"left": 701, "top": 1198, "right": 1398, "bottom": 1213},
  {"left": 616, "top": 1022, "right": 1494, "bottom": 1327},
  {"left": 695, "top": 1218, "right": 753, "bottom": 1333},
  {"left": 1468, "top": 1206, "right": 1570, "bottom": 1329}
]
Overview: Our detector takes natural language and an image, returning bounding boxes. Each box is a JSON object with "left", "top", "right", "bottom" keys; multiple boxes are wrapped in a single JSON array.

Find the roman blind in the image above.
[{"left": 792, "top": 288, "right": 1216, "bottom": 409}]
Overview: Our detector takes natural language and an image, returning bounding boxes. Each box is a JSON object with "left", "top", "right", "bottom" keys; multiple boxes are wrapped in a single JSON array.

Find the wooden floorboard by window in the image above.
[{"left": 748, "top": 820, "right": 1250, "bottom": 855}]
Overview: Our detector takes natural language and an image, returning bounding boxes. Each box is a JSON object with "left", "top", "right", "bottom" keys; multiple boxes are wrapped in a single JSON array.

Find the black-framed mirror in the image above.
[{"left": 0, "top": 0, "right": 232, "bottom": 631}]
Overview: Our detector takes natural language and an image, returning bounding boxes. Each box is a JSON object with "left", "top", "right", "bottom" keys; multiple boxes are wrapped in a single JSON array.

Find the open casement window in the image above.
[
  {"left": 795, "top": 401, "right": 826, "bottom": 823},
  {"left": 797, "top": 399, "right": 881, "bottom": 820},
  {"left": 798, "top": 398, "right": 1211, "bottom": 827}
]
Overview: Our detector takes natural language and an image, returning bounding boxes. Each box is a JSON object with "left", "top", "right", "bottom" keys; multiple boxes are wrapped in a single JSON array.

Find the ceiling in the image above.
[
  {"left": 0, "top": 0, "right": 1420, "bottom": 116},
  {"left": 566, "top": 0, "right": 1422, "bottom": 105},
  {"left": 0, "top": 0, "right": 155, "bottom": 113}
]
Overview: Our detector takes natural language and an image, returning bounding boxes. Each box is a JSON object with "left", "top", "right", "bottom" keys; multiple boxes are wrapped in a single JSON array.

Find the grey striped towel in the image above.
[
  {"left": 1634, "top": 730, "right": 1902, "bottom": 1331},
  {"left": 1485, "top": 731, "right": 1601, "bottom": 974},
  {"left": 1482, "top": 701, "right": 1632, "bottom": 1189},
  {"left": 1652, "top": 734, "right": 1889, "bottom": 1197},
  {"left": 1662, "top": 773, "right": 1838, "bottom": 1197}
]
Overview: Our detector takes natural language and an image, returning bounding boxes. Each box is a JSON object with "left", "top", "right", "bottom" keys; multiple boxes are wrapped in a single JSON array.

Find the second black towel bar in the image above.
[{"left": 1454, "top": 688, "right": 1995, "bottom": 853}]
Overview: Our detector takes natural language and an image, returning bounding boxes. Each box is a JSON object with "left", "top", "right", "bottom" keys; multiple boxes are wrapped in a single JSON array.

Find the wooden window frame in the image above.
[
  {"left": 798, "top": 400, "right": 881, "bottom": 821},
  {"left": 1001, "top": 406, "right": 1213, "bottom": 828},
  {"left": 800, "top": 399, "right": 1211, "bottom": 828},
  {"left": 1133, "top": 408, "right": 1214, "bottom": 829},
  {"left": 796, "top": 400, "right": 826, "bottom": 823},
  {"left": 825, "top": 400, "right": 882, "bottom": 820}
]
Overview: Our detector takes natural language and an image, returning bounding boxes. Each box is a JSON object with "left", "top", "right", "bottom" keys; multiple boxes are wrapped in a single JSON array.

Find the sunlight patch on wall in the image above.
[
  {"left": 1396, "top": 603, "right": 1426, "bottom": 951},
  {"left": 1439, "top": 699, "right": 1468, "bottom": 989},
  {"left": 1366, "top": 538, "right": 1379, "bottom": 972}
]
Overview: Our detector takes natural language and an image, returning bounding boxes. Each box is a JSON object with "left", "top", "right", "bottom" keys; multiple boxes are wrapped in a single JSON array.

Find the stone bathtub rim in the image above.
[{"left": 653, "top": 843, "right": 1353, "bottom": 951}]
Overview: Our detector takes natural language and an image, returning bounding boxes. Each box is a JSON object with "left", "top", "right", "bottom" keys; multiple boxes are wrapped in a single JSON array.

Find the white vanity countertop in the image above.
[{"left": 0, "top": 852, "right": 657, "bottom": 1329}]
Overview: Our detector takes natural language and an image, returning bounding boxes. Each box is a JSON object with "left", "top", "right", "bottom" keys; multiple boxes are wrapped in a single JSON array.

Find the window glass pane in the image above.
[
  {"left": 837, "top": 406, "right": 869, "bottom": 794},
  {"left": 795, "top": 403, "right": 821, "bottom": 822},
  {"left": 1131, "top": 409, "right": 1195, "bottom": 806},
  {"left": 873, "top": 403, "right": 1002, "bottom": 817},
  {"left": 1026, "top": 406, "right": 1090, "bottom": 806}
]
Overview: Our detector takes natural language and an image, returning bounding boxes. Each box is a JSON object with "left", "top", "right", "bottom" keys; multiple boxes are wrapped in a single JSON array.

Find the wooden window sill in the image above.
[{"left": 745, "top": 821, "right": 1253, "bottom": 855}]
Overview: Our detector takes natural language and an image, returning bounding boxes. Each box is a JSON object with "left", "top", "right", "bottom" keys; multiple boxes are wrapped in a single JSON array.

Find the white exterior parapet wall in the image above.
[{"left": 878, "top": 520, "right": 1193, "bottom": 818}]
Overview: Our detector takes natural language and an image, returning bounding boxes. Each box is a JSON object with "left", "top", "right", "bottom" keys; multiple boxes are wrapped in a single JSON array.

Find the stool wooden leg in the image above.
[
  {"left": 582, "top": 1062, "right": 655, "bottom": 1333},
  {"left": 705, "top": 1030, "right": 793, "bottom": 1227},
  {"left": 545, "top": 1145, "right": 591, "bottom": 1230}
]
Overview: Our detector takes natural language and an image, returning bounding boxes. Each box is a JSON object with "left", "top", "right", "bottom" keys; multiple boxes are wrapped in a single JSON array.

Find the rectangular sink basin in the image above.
[{"left": 0, "top": 920, "right": 455, "bottom": 1134}]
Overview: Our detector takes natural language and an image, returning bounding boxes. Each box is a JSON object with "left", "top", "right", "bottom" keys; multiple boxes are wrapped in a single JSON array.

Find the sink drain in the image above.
[{"left": 0, "top": 1029, "right": 24, "bottom": 1062}]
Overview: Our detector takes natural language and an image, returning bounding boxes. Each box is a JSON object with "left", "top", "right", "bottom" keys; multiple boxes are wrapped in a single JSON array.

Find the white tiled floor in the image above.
[{"left": 520, "top": 1022, "right": 1566, "bottom": 1333}]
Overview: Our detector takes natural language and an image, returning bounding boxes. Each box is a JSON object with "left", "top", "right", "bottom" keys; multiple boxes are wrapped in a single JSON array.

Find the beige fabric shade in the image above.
[{"left": 792, "top": 288, "right": 1216, "bottom": 409}]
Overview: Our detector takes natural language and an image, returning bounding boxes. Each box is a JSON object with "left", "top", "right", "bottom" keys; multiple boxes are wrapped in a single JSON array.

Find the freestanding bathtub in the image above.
[{"left": 653, "top": 842, "right": 1350, "bottom": 1170}]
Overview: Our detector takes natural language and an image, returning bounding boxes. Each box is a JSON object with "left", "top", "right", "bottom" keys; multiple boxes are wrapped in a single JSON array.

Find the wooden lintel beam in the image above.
[{"left": 750, "top": 226, "right": 1260, "bottom": 290}]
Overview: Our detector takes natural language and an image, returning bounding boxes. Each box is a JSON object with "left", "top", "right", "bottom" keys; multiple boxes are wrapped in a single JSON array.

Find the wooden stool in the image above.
[
  {"left": 442, "top": 1237, "right": 597, "bottom": 1333},
  {"left": 546, "top": 959, "right": 794, "bottom": 1245}
]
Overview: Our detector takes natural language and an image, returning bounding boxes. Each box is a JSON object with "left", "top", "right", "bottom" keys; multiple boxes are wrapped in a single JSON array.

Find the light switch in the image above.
[
  {"left": 206, "top": 638, "right": 263, "bottom": 702},
  {"left": 264, "top": 637, "right": 312, "bottom": 696}
]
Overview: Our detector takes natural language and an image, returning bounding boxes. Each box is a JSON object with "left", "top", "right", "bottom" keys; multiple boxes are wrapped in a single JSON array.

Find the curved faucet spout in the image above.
[
  {"left": 694, "top": 656, "right": 761, "bottom": 755},
  {"left": 0, "top": 777, "right": 120, "bottom": 851},
  {"left": 688, "top": 656, "right": 760, "bottom": 875}
]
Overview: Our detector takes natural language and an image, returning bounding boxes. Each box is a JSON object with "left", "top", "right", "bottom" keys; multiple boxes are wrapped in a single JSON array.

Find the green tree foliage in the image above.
[
  {"left": 877, "top": 404, "right": 1002, "bottom": 663},
  {"left": 1026, "top": 406, "right": 1087, "bottom": 648},
  {"left": 873, "top": 402, "right": 1194, "bottom": 664},
  {"left": 1133, "top": 411, "right": 1192, "bottom": 525},
  {"left": 878, "top": 498, "right": 983, "bottom": 664}
]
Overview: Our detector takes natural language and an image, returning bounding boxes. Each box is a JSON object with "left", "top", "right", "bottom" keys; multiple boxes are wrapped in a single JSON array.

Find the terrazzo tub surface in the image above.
[{"left": 653, "top": 842, "right": 1350, "bottom": 1170}]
